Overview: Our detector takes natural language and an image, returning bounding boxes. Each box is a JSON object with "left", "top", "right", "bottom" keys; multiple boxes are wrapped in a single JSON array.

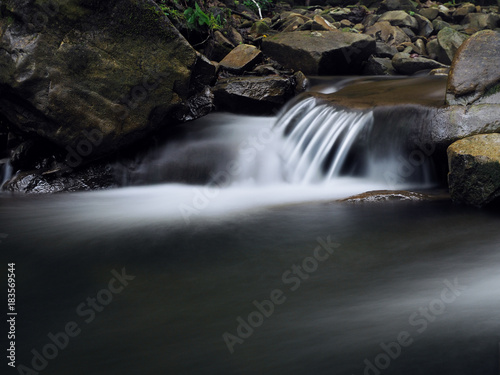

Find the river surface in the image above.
[{"left": 1, "top": 77, "right": 500, "bottom": 375}]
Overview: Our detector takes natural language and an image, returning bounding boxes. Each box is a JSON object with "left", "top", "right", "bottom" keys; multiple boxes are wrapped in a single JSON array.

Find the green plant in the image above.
[{"left": 183, "top": 2, "right": 225, "bottom": 30}]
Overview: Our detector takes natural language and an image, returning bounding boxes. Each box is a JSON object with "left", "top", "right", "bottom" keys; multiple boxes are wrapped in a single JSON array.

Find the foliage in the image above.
[
  {"left": 156, "top": 0, "right": 227, "bottom": 31},
  {"left": 184, "top": 2, "right": 224, "bottom": 30}
]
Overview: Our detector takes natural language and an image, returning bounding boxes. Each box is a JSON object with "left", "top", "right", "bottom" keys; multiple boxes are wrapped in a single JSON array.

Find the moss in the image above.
[{"left": 484, "top": 82, "right": 500, "bottom": 97}]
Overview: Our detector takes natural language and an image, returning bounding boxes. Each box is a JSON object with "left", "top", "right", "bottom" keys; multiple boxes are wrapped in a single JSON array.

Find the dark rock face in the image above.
[
  {"left": 0, "top": 0, "right": 214, "bottom": 160},
  {"left": 446, "top": 30, "right": 500, "bottom": 106},
  {"left": 261, "top": 31, "right": 375, "bottom": 75},
  {"left": 3, "top": 164, "right": 117, "bottom": 193},
  {"left": 447, "top": 133, "right": 500, "bottom": 207},
  {"left": 213, "top": 76, "right": 294, "bottom": 114},
  {"left": 363, "top": 56, "right": 396, "bottom": 75}
]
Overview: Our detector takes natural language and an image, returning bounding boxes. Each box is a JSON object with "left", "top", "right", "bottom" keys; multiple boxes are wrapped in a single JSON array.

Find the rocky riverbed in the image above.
[{"left": 1, "top": 0, "right": 500, "bottom": 206}]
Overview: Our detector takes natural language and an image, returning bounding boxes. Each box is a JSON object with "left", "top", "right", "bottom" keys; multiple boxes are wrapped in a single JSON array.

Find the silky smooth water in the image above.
[{"left": 1, "top": 77, "right": 499, "bottom": 375}]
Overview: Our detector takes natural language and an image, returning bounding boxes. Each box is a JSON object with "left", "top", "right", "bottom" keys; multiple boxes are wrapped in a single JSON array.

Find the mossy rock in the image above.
[{"left": 0, "top": 0, "right": 211, "bottom": 161}]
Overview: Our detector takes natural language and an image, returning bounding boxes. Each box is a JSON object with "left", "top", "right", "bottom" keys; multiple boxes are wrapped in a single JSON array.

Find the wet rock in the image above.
[
  {"left": 392, "top": 53, "right": 448, "bottom": 75},
  {"left": 365, "top": 21, "right": 410, "bottom": 47},
  {"left": 437, "top": 27, "right": 469, "bottom": 65},
  {"left": 446, "top": 30, "right": 500, "bottom": 106},
  {"left": 213, "top": 76, "right": 294, "bottom": 114},
  {"left": 463, "top": 13, "right": 499, "bottom": 31},
  {"left": 0, "top": 0, "right": 207, "bottom": 159},
  {"left": 261, "top": 31, "right": 375, "bottom": 75},
  {"left": 447, "top": 133, "right": 500, "bottom": 207},
  {"left": 219, "top": 44, "right": 263, "bottom": 73},
  {"left": 4, "top": 164, "right": 117, "bottom": 194},
  {"left": 293, "top": 71, "right": 309, "bottom": 94},
  {"left": 363, "top": 56, "right": 396, "bottom": 76},
  {"left": 378, "top": 10, "right": 418, "bottom": 31},
  {"left": 340, "top": 190, "right": 438, "bottom": 203}
]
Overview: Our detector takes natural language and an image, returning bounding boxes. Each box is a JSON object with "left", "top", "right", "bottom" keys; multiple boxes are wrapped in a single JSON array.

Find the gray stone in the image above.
[
  {"left": 437, "top": 27, "right": 469, "bottom": 65},
  {"left": 432, "top": 18, "right": 452, "bottom": 33},
  {"left": 446, "top": 30, "right": 500, "bottom": 105},
  {"left": 414, "top": 14, "right": 434, "bottom": 38},
  {"left": 365, "top": 21, "right": 410, "bottom": 47},
  {"left": 448, "top": 133, "right": 500, "bottom": 206},
  {"left": 419, "top": 8, "right": 439, "bottom": 21},
  {"left": 378, "top": 10, "right": 418, "bottom": 31},
  {"left": 463, "top": 13, "right": 500, "bottom": 31},
  {"left": 363, "top": 56, "right": 396, "bottom": 75},
  {"left": 392, "top": 53, "right": 448, "bottom": 75},
  {"left": 261, "top": 31, "right": 375, "bottom": 75},
  {"left": 375, "top": 42, "right": 399, "bottom": 58},
  {"left": 213, "top": 76, "right": 294, "bottom": 114}
]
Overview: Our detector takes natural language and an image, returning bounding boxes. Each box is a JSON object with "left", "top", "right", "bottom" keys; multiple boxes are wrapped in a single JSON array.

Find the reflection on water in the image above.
[
  {"left": 1, "top": 192, "right": 500, "bottom": 375},
  {"left": 1, "top": 76, "right": 497, "bottom": 375}
]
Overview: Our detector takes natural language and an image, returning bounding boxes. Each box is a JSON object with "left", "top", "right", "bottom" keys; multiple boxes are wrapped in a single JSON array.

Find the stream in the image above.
[{"left": 1, "top": 76, "right": 500, "bottom": 375}]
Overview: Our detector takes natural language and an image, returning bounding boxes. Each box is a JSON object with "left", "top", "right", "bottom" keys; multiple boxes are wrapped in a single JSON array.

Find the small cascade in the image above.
[
  {"left": 274, "top": 96, "right": 437, "bottom": 188},
  {"left": 0, "top": 159, "right": 12, "bottom": 187}
]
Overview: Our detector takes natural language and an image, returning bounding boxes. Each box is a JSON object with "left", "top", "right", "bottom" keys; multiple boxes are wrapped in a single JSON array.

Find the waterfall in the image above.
[
  {"left": 1, "top": 159, "right": 12, "bottom": 187},
  {"left": 274, "top": 95, "right": 437, "bottom": 188}
]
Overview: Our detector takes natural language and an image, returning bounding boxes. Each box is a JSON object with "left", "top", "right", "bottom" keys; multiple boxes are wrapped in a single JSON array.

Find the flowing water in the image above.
[{"left": 1, "top": 77, "right": 500, "bottom": 375}]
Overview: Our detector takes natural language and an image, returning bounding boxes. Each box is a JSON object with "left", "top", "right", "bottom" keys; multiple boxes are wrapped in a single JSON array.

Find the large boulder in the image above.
[
  {"left": 446, "top": 30, "right": 500, "bottom": 106},
  {"left": 261, "top": 31, "right": 375, "bottom": 75},
  {"left": 447, "top": 134, "right": 500, "bottom": 207},
  {"left": 0, "top": 0, "right": 214, "bottom": 163}
]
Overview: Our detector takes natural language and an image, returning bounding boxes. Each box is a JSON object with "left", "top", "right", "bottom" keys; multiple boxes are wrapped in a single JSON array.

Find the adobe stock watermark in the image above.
[
  {"left": 383, "top": 140, "right": 436, "bottom": 189},
  {"left": 16, "top": 268, "right": 135, "bottom": 375},
  {"left": 63, "top": 71, "right": 169, "bottom": 173},
  {"left": 222, "top": 236, "right": 340, "bottom": 354},
  {"left": 359, "top": 278, "right": 464, "bottom": 375},
  {"left": 178, "top": 122, "right": 277, "bottom": 224}
]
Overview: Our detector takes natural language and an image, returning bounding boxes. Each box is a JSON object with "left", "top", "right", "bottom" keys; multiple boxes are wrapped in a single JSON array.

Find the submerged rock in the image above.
[
  {"left": 339, "top": 190, "right": 443, "bottom": 203},
  {"left": 261, "top": 31, "right": 375, "bottom": 75},
  {"left": 448, "top": 134, "right": 500, "bottom": 207}
]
